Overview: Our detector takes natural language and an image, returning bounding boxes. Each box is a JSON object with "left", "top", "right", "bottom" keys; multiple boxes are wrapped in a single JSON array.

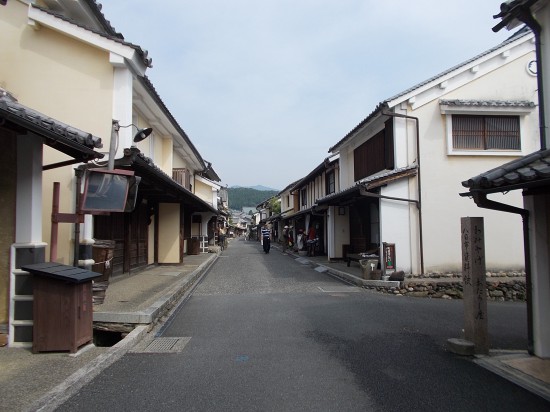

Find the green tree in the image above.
[
  {"left": 227, "top": 187, "right": 278, "bottom": 210},
  {"left": 269, "top": 197, "right": 281, "bottom": 215}
]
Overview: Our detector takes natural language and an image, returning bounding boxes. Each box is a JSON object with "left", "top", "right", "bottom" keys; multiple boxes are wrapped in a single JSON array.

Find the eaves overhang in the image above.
[
  {"left": 359, "top": 165, "right": 418, "bottom": 190},
  {"left": 41, "top": 0, "right": 124, "bottom": 38},
  {"left": 113, "top": 148, "right": 217, "bottom": 214},
  {"left": 29, "top": 4, "right": 151, "bottom": 75},
  {"left": 267, "top": 212, "right": 282, "bottom": 222},
  {"left": 329, "top": 27, "right": 534, "bottom": 154},
  {"left": 195, "top": 174, "right": 221, "bottom": 191},
  {"left": 0, "top": 92, "right": 103, "bottom": 163},
  {"left": 328, "top": 103, "right": 387, "bottom": 153},
  {"left": 201, "top": 162, "right": 221, "bottom": 182},
  {"left": 290, "top": 154, "right": 340, "bottom": 191},
  {"left": 384, "top": 27, "right": 534, "bottom": 110},
  {"left": 492, "top": 0, "right": 544, "bottom": 32},
  {"left": 440, "top": 99, "right": 536, "bottom": 115},
  {"left": 316, "top": 184, "right": 362, "bottom": 206},
  {"left": 278, "top": 179, "right": 301, "bottom": 196},
  {"left": 317, "top": 166, "right": 418, "bottom": 205},
  {"left": 256, "top": 194, "right": 278, "bottom": 209},
  {"left": 136, "top": 76, "right": 206, "bottom": 171},
  {"left": 461, "top": 148, "right": 550, "bottom": 195}
]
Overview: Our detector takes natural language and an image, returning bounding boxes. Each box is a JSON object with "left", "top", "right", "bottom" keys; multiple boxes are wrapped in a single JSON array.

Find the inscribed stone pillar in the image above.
[{"left": 461, "top": 217, "right": 489, "bottom": 354}]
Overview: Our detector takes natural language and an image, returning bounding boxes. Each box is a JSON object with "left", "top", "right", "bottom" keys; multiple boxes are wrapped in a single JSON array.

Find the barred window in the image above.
[
  {"left": 452, "top": 115, "right": 521, "bottom": 151},
  {"left": 301, "top": 187, "right": 307, "bottom": 206},
  {"left": 326, "top": 170, "right": 335, "bottom": 195}
]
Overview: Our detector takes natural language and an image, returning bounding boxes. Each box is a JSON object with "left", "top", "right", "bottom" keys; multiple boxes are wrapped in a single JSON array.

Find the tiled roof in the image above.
[
  {"left": 317, "top": 165, "right": 418, "bottom": 205},
  {"left": 384, "top": 27, "right": 531, "bottom": 104},
  {"left": 360, "top": 165, "right": 418, "bottom": 189},
  {"left": 138, "top": 76, "right": 206, "bottom": 171},
  {"left": 81, "top": 0, "right": 122, "bottom": 38},
  {"left": 328, "top": 27, "right": 532, "bottom": 153},
  {"left": 290, "top": 155, "right": 339, "bottom": 191},
  {"left": 439, "top": 99, "right": 536, "bottom": 109},
  {"left": 278, "top": 179, "right": 302, "bottom": 195},
  {"left": 316, "top": 184, "right": 362, "bottom": 205},
  {"left": 32, "top": 4, "right": 153, "bottom": 68},
  {"left": 462, "top": 148, "right": 550, "bottom": 193},
  {"left": 0, "top": 91, "right": 103, "bottom": 159},
  {"left": 115, "top": 148, "right": 218, "bottom": 214},
  {"left": 328, "top": 102, "right": 386, "bottom": 153}
]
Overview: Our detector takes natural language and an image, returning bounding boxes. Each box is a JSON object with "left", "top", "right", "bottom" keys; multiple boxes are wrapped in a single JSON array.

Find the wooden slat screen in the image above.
[
  {"left": 354, "top": 130, "right": 385, "bottom": 181},
  {"left": 173, "top": 168, "right": 191, "bottom": 190},
  {"left": 353, "top": 119, "right": 394, "bottom": 182},
  {"left": 452, "top": 115, "right": 520, "bottom": 150}
]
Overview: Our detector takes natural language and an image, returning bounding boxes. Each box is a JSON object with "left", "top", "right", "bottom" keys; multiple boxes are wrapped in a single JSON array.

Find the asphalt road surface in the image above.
[{"left": 59, "top": 238, "right": 549, "bottom": 411}]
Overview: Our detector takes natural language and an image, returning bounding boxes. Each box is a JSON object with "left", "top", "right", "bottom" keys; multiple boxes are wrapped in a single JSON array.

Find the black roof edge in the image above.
[{"left": 138, "top": 76, "right": 206, "bottom": 171}]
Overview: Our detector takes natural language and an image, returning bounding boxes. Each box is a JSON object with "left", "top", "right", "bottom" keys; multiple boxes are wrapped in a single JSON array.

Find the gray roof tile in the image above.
[
  {"left": 32, "top": 4, "right": 152, "bottom": 68},
  {"left": 440, "top": 99, "right": 536, "bottom": 108},
  {"left": 0, "top": 92, "right": 103, "bottom": 159},
  {"left": 329, "top": 27, "right": 532, "bottom": 153},
  {"left": 462, "top": 148, "right": 550, "bottom": 192}
]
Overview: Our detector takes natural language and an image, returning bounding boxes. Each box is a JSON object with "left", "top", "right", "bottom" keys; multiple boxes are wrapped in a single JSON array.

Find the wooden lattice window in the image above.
[
  {"left": 326, "top": 170, "right": 335, "bottom": 195},
  {"left": 452, "top": 115, "right": 521, "bottom": 151},
  {"left": 173, "top": 168, "right": 191, "bottom": 190},
  {"left": 354, "top": 119, "right": 394, "bottom": 181}
]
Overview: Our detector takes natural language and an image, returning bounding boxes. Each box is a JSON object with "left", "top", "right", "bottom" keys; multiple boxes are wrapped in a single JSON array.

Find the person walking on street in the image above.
[
  {"left": 261, "top": 223, "right": 271, "bottom": 253},
  {"left": 282, "top": 226, "right": 289, "bottom": 254},
  {"left": 218, "top": 226, "right": 226, "bottom": 251}
]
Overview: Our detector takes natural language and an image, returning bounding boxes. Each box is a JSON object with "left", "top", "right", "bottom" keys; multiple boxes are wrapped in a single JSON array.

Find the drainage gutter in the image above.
[{"left": 381, "top": 109, "right": 424, "bottom": 275}]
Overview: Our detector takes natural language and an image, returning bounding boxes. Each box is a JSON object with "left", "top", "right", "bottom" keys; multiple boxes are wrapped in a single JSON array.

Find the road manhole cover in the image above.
[{"left": 138, "top": 337, "right": 191, "bottom": 353}]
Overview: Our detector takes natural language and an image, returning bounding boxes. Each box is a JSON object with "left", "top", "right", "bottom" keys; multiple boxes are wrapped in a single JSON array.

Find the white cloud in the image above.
[{"left": 102, "top": 0, "right": 512, "bottom": 189}]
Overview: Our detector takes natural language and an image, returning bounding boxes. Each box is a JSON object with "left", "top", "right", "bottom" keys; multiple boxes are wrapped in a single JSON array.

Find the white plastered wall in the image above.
[
  {"left": 1, "top": 2, "right": 116, "bottom": 263},
  {"left": 158, "top": 203, "right": 180, "bottom": 263},
  {"left": 407, "top": 50, "right": 538, "bottom": 272}
]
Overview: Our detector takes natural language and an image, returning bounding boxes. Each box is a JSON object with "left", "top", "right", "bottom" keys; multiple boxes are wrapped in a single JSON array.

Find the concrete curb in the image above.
[
  {"left": 474, "top": 352, "right": 550, "bottom": 402},
  {"left": 29, "top": 325, "right": 149, "bottom": 412},
  {"left": 29, "top": 253, "right": 219, "bottom": 412},
  {"left": 93, "top": 253, "right": 218, "bottom": 325},
  {"left": 287, "top": 250, "right": 400, "bottom": 289}
]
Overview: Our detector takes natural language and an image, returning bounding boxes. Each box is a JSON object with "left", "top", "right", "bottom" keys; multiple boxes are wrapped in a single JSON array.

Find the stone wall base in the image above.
[{"left": 362, "top": 276, "right": 526, "bottom": 302}]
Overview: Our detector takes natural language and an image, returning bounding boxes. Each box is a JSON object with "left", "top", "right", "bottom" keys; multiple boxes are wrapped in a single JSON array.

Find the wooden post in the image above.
[
  {"left": 50, "top": 182, "right": 60, "bottom": 262},
  {"left": 461, "top": 217, "right": 489, "bottom": 354},
  {"left": 50, "top": 182, "right": 85, "bottom": 263}
]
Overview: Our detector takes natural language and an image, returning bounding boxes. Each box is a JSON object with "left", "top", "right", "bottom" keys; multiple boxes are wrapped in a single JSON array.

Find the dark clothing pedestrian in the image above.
[
  {"left": 261, "top": 225, "right": 271, "bottom": 253},
  {"left": 282, "top": 226, "right": 289, "bottom": 253}
]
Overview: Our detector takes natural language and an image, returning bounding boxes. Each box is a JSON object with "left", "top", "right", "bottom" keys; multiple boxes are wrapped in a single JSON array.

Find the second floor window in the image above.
[
  {"left": 173, "top": 168, "right": 191, "bottom": 190},
  {"left": 354, "top": 119, "right": 394, "bottom": 181},
  {"left": 301, "top": 187, "right": 307, "bottom": 206},
  {"left": 353, "top": 119, "right": 394, "bottom": 181},
  {"left": 452, "top": 115, "right": 521, "bottom": 151},
  {"left": 326, "top": 170, "right": 335, "bottom": 195}
]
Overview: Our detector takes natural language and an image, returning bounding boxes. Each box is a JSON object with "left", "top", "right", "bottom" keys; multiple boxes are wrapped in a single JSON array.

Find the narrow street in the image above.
[{"left": 58, "top": 239, "right": 548, "bottom": 411}]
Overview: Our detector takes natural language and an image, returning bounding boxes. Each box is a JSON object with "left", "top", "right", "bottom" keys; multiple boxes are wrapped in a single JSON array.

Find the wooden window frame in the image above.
[
  {"left": 451, "top": 114, "right": 521, "bottom": 151},
  {"left": 301, "top": 187, "right": 307, "bottom": 207},
  {"left": 326, "top": 170, "right": 335, "bottom": 195}
]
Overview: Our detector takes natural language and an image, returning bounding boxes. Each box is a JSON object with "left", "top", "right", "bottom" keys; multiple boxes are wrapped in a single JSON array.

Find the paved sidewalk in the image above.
[
  {"left": 1, "top": 243, "right": 548, "bottom": 410},
  {"left": 0, "top": 252, "right": 218, "bottom": 412}
]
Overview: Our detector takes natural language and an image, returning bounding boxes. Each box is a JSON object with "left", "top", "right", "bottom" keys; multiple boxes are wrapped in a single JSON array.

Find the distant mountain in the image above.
[
  {"left": 250, "top": 185, "right": 279, "bottom": 191},
  {"left": 227, "top": 187, "right": 278, "bottom": 211},
  {"left": 231, "top": 185, "right": 279, "bottom": 191}
]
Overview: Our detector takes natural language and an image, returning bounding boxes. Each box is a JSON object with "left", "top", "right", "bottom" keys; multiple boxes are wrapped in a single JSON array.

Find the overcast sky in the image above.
[{"left": 101, "top": 1, "right": 513, "bottom": 190}]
